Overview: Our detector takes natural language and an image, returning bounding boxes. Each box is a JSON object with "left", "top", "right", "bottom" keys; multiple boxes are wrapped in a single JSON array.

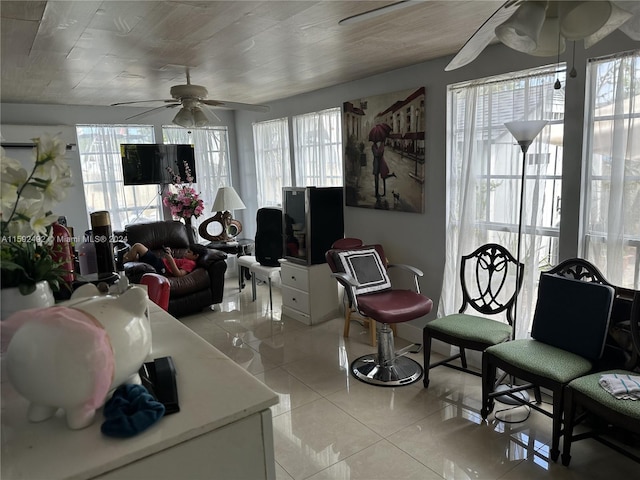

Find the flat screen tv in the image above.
[{"left": 121, "top": 144, "right": 196, "bottom": 185}]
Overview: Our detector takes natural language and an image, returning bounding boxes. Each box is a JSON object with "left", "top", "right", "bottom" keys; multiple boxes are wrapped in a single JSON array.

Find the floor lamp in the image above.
[{"left": 496, "top": 119, "right": 549, "bottom": 406}]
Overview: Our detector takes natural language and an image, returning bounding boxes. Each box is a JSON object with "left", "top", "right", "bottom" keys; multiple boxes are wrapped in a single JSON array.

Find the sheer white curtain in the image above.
[
  {"left": 163, "top": 126, "right": 231, "bottom": 233},
  {"left": 292, "top": 107, "right": 343, "bottom": 187},
  {"left": 252, "top": 117, "right": 291, "bottom": 207},
  {"left": 443, "top": 66, "right": 563, "bottom": 339},
  {"left": 76, "top": 124, "right": 160, "bottom": 231},
  {"left": 583, "top": 50, "right": 640, "bottom": 289}
]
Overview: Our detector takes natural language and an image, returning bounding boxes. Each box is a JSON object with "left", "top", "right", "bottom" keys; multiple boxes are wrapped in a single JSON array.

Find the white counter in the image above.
[{"left": 1, "top": 303, "right": 279, "bottom": 480}]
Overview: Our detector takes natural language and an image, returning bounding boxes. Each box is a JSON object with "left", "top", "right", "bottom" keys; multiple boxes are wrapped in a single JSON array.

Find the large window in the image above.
[
  {"left": 444, "top": 65, "right": 565, "bottom": 338},
  {"left": 582, "top": 50, "right": 640, "bottom": 289},
  {"left": 252, "top": 117, "right": 291, "bottom": 207},
  {"left": 163, "top": 126, "right": 231, "bottom": 232},
  {"left": 76, "top": 125, "right": 161, "bottom": 231},
  {"left": 292, "top": 107, "right": 343, "bottom": 187}
]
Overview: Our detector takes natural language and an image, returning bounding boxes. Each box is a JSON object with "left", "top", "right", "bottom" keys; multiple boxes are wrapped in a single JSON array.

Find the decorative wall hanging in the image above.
[{"left": 343, "top": 87, "right": 425, "bottom": 212}]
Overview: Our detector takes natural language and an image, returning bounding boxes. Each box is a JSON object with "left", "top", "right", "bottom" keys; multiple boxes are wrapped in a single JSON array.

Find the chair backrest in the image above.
[
  {"left": 326, "top": 244, "right": 387, "bottom": 277},
  {"left": 544, "top": 257, "right": 638, "bottom": 368},
  {"left": 459, "top": 243, "right": 524, "bottom": 324},
  {"left": 332, "top": 238, "right": 364, "bottom": 250},
  {"left": 531, "top": 273, "right": 615, "bottom": 361},
  {"left": 141, "top": 273, "right": 170, "bottom": 311},
  {"left": 126, "top": 221, "right": 190, "bottom": 250},
  {"left": 255, "top": 207, "right": 283, "bottom": 267}
]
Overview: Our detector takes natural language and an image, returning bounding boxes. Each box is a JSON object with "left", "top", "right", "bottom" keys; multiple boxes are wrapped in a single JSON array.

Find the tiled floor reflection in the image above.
[{"left": 180, "top": 279, "right": 640, "bottom": 480}]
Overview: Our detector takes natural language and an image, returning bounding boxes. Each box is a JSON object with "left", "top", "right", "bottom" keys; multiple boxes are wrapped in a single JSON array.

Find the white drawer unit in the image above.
[{"left": 280, "top": 260, "right": 338, "bottom": 325}]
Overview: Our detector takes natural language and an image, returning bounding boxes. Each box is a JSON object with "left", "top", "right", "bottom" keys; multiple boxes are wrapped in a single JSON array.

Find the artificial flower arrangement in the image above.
[
  {"left": 1, "top": 134, "right": 73, "bottom": 294},
  {"left": 162, "top": 161, "right": 204, "bottom": 221}
]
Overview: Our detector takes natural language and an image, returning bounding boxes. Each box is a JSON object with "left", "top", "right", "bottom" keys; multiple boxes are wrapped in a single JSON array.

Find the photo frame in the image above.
[{"left": 343, "top": 87, "right": 425, "bottom": 212}]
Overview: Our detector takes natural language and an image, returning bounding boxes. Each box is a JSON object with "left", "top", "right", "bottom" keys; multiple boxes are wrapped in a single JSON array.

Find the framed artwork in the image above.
[{"left": 343, "top": 87, "right": 425, "bottom": 212}]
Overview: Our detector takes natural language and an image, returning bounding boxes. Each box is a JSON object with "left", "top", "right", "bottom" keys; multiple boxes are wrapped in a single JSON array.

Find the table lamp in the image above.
[{"left": 210, "top": 186, "right": 246, "bottom": 242}]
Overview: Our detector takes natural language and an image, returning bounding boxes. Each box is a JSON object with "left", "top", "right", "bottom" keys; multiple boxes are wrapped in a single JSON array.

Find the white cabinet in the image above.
[
  {"left": 1, "top": 303, "right": 278, "bottom": 480},
  {"left": 280, "top": 260, "right": 339, "bottom": 325}
]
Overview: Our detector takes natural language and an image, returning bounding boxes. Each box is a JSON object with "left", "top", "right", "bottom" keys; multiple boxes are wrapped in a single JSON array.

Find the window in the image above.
[
  {"left": 76, "top": 125, "right": 161, "bottom": 231},
  {"left": 444, "top": 65, "right": 565, "bottom": 338},
  {"left": 582, "top": 50, "right": 640, "bottom": 289},
  {"left": 252, "top": 118, "right": 291, "bottom": 207},
  {"left": 163, "top": 126, "right": 231, "bottom": 232},
  {"left": 292, "top": 107, "right": 343, "bottom": 187}
]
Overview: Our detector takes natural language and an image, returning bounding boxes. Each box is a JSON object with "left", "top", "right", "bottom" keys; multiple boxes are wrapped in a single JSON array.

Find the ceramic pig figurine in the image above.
[{"left": 3, "top": 284, "right": 151, "bottom": 430}]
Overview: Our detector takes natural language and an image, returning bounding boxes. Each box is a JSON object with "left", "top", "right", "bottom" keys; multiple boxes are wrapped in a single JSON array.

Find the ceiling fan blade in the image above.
[
  {"left": 338, "top": 0, "right": 420, "bottom": 26},
  {"left": 125, "top": 104, "right": 179, "bottom": 121},
  {"left": 111, "top": 99, "right": 177, "bottom": 106},
  {"left": 200, "top": 99, "right": 270, "bottom": 112},
  {"left": 445, "top": 0, "right": 522, "bottom": 72}
]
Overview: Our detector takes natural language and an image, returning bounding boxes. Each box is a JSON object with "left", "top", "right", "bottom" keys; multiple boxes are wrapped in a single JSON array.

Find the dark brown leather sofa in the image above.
[{"left": 120, "top": 221, "right": 227, "bottom": 317}]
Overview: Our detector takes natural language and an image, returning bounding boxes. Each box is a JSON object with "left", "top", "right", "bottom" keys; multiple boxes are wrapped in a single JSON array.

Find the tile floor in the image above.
[{"left": 179, "top": 279, "right": 639, "bottom": 480}]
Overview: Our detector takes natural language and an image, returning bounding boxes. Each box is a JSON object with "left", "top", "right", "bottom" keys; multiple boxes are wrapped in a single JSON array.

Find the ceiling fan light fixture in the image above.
[
  {"left": 559, "top": 1, "right": 612, "bottom": 41},
  {"left": 583, "top": 2, "right": 634, "bottom": 48},
  {"left": 529, "top": 17, "right": 566, "bottom": 57},
  {"left": 173, "top": 107, "right": 194, "bottom": 128},
  {"left": 192, "top": 107, "right": 209, "bottom": 127},
  {"left": 495, "top": 1, "right": 547, "bottom": 53}
]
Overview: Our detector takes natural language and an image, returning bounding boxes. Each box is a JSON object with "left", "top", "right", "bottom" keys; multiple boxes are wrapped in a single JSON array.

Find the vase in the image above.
[
  {"left": 183, "top": 217, "right": 197, "bottom": 244},
  {"left": 0, "top": 281, "right": 55, "bottom": 320}
]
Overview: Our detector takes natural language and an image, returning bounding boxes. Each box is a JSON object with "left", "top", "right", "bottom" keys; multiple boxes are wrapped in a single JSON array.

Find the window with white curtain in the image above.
[
  {"left": 582, "top": 50, "right": 640, "bottom": 289},
  {"left": 444, "top": 65, "right": 565, "bottom": 339},
  {"left": 76, "top": 125, "right": 160, "bottom": 231},
  {"left": 292, "top": 107, "right": 343, "bottom": 187},
  {"left": 162, "top": 126, "right": 231, "bottom": 233},
  {"left": 252, "top": 117, "right": 291, "bottom": 207}
]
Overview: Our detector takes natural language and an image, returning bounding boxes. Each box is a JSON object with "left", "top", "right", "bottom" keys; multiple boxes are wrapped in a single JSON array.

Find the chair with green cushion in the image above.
[
  {"left": 562, "top": 290, "right": 640, "bottom": 466},
  {"left": 481, "top": 264, "right": 617, "bottom": 462},
  {"left": 422, "top": 243, "right": 524, "bottom": 388}
]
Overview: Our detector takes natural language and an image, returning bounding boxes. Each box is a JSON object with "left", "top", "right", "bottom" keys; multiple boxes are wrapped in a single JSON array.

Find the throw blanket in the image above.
[{"left": 599, "top": 373, "right": 640, "bottom": 400}]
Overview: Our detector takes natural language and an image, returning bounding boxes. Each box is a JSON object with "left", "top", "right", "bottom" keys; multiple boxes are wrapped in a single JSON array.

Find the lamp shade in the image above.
[
  {"left": 212, "top": 186, "right": 246, "bottom": 212},
  {"left": 173, "top": 107, "right": 194, "bottom": 128},
  {"left": 495, "top": 1, "right": 547, "bottom": 53},
  {"left": 529, "top": 17, "right": 566, "bottom": 57},
  {"left": 192, "top": 107, "right": 209, "bottom": 127},
  {"left": 559, "top": 1, "right": 612, "bottom": 41},
  {"left": 505, "top": 120, "right": 549, "bottom": 145}
]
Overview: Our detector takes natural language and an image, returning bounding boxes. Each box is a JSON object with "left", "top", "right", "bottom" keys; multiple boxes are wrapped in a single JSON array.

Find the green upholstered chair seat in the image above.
[
  {"left": 568, "top": 370, "right": 640, "bottom": 420},
  {"left": 426, "top": 314, "right": 512, "bottom": 345},
  {"left": 486, "top": 339, "right": 593, "bottom": 383}
]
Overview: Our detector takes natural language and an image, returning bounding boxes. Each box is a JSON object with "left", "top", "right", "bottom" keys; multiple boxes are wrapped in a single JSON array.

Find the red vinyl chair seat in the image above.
[{"left": 358, "top": 290, "right": 433, "bottom": 325}]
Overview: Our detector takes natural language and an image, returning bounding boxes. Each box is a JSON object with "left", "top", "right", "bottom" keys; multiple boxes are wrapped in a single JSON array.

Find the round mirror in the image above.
[{"left": 227, "top": 223, "right": 239, "bottom": 237}]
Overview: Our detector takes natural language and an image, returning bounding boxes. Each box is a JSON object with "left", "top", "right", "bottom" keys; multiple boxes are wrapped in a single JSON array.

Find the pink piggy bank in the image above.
[{"left": 2, "top": 284, "right": 151, "bottom": 429}]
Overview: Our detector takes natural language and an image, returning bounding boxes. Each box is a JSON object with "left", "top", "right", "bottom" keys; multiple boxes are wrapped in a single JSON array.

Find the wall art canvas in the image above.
[{"left": 343, "top": 87, "right": 425, "bottom": 212}]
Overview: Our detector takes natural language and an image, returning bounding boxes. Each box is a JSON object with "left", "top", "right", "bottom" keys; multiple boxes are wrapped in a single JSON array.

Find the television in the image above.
[{"left": 121, "top": 144, "right": 196, "bottom": 185}]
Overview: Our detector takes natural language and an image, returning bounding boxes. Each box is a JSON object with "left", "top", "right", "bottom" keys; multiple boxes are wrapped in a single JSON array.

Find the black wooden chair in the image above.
[
  {"left": 562, "top": 290, "right": 640, "bottom": 465},
  {"left": 422, "top": 243, "right": 524, "bottom": 388},
  {"left": 481, "top": 259, "right": 618, "bottom": 462}
]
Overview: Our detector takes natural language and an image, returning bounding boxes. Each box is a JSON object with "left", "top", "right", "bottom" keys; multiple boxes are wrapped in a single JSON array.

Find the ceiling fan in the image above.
[
  {"left": 339, "top": 1, "right": 640, "bottom": 71},
  {"left": 111, "top": 69, "right": 270, "bottom": 127}
]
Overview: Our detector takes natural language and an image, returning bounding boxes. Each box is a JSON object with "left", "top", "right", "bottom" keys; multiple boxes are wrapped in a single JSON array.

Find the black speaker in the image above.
[{"left": 255, "top": 207, "right": 283, "bottom": 266}]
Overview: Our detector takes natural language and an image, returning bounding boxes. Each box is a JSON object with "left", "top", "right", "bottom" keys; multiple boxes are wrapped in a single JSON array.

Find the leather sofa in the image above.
[{"left": 120, "top": 221, "right": 227, "bottom": 317}]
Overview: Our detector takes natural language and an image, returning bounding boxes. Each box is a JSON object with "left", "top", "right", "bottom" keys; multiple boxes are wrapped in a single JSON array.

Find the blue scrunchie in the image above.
[{"left": 101, "top": 384, "right": 165, "bottom": 438}]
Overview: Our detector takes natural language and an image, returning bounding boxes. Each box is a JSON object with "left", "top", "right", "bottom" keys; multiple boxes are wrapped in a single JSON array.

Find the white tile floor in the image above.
[{"left": 179, "top": 279, "right": 640, "bottom": 480}]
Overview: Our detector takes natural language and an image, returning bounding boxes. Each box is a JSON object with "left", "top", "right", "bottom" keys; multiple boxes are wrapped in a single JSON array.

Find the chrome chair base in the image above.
[
  {"left": 351, "top": 354, "right": 423, "bottom": 386},
  {"left": 350, "top": 322, "right": 423, "bottom": 386}
]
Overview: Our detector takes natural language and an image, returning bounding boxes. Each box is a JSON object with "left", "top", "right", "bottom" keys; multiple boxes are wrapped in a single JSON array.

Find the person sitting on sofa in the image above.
[{"left": 123, "top": 243, "right": 207, "bottom": 277}]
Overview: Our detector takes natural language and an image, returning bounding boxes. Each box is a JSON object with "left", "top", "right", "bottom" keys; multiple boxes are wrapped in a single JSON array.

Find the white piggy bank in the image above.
[{"left": 3, "top": 284, "right": 151, "bottom": 430}]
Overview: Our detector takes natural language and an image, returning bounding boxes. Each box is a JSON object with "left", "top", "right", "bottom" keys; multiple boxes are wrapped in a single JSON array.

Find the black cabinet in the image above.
[{"left": 283, "top": 187, "right": 344, "bottom": 265}]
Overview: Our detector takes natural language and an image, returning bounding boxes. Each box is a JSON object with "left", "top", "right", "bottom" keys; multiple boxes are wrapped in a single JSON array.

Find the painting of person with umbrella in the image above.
[{"left": 369, "top": 123, "right": 396, "bottom": 197}]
